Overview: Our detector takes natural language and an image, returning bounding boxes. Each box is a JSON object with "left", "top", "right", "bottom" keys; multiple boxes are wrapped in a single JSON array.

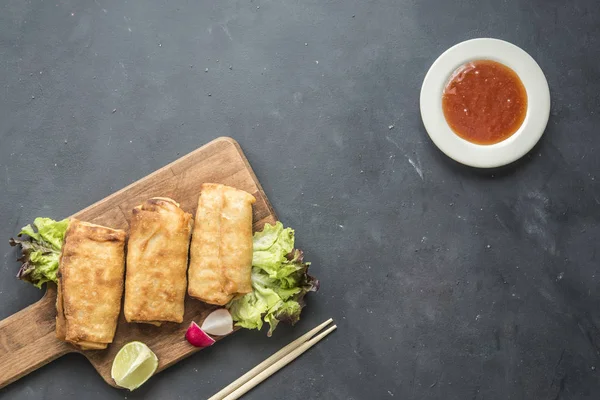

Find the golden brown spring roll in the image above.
[
  {"left": 56, "top": 219, "right": 126, "bottom": 350},
  {"left": 124, "top": 198, "right": 193, "bottom": 325},
  {"left": 188, "top": 183, "right": 256, "bottom": 305}
]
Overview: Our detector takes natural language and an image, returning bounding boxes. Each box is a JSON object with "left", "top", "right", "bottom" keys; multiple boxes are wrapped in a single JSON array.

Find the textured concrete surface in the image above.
[{"left": 1, "top": 0, "right": 600, "bottom": 399}]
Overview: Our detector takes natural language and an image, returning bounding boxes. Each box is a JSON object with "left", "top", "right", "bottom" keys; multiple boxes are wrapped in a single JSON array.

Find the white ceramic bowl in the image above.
[{"left": 420, "top": 38, "right": 550, "bottom": 168}]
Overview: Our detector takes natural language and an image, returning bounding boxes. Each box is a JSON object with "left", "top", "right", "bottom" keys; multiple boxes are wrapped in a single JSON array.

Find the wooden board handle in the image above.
[{"left": 0, "top": 284, "right": 73, "bottom": 389}]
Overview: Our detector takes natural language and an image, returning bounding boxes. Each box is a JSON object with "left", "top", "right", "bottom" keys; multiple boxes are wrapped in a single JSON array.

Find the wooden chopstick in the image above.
[
  {"left": 208, "top": 318, "right": 334, "bottom": 400},
  {"left": 221, "top": 324, "right": 337, "bottom": 400}
]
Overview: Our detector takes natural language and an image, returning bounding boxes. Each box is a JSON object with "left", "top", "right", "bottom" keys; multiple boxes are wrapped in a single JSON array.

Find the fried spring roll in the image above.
[
  {"left": 124, "top": 198, "right": 193, "bottom": 325},
  {"left": 188, "top": 183, "right": 256, "bottom": 305},
  {"left": 56, "top": 219, "right": 126, "bottom": 350}
]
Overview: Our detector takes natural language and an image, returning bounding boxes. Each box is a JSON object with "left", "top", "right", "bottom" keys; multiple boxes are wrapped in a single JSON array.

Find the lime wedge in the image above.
[{"left": 111, "top": 341, "right": 158, "bottom": 391}]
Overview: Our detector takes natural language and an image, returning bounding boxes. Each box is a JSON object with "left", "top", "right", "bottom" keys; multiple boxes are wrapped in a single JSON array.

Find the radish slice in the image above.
[
  {"left": 201, "top": 309, "right": 234, "bottom": 336},
  {"left": 185, "top": 322, "right": 216, "bottom": 347}
]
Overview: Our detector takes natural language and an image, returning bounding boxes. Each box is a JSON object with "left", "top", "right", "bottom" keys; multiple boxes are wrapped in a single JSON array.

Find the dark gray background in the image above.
[{"left": 1, "top": 0, "right": 599, "bottom": 398}]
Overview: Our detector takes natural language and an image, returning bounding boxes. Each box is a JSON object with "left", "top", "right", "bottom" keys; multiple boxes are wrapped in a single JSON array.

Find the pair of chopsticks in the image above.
[{"left": 208, "top": 318, "right": 336, "bottom": 400}]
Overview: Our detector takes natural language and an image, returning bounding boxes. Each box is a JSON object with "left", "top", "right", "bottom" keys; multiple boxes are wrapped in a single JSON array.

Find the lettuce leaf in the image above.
[
  {"left": 228, "top": 222, "right": 319, "bottom": 336},
  {"left": 9, "top": 217, "right": 68, "bottom": 288}
]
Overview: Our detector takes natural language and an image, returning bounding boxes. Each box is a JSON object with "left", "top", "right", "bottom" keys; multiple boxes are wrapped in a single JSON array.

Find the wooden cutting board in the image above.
[{"left": 0, "top": 137, "right": 277, "bottom": 389}]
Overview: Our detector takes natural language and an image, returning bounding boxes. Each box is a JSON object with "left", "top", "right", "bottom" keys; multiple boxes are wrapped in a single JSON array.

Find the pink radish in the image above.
[
  {"left": 185, "top": 322, "right": 216, "bottom": 347},
  {"left": 201, "top": 309, "right": 234, "bottom": 336}
]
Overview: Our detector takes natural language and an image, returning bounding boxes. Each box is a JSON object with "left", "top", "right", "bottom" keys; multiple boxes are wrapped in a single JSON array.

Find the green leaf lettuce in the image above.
[
  {"left": 9, "top": 217, "right": 69, "bottom": 288},
  {"left": 228, "top": 222, "right": 319, "bottom": 336}
]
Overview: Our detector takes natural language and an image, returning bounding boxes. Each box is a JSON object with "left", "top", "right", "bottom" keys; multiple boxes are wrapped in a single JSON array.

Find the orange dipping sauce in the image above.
[{"left": 442, "top": 60, "right": 527, "bottom": 145}]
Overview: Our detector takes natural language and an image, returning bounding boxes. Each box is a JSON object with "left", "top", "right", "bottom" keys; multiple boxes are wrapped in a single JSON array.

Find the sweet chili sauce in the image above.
[{"left": 442, "top": 60, "right": 527, "bottom": 145}]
